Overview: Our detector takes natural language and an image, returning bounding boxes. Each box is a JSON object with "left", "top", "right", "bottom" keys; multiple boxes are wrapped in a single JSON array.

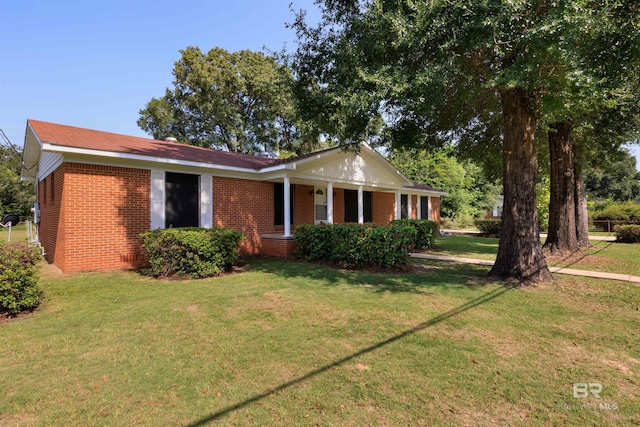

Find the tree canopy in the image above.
[
  {"left": 291, "top": 0, "right": 640, "bottom": 283},
  {"left": 139, "top": 46, "right": 322, "bottom": 156},
  {"left": 0, "top": 145, "right": 34, "bottom": 220}
]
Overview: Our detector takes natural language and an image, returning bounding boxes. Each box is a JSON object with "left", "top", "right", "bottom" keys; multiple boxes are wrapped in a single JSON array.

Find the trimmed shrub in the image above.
[
  {"left": 390, "top": 219, "right": 438, "bottom": 249},
  {"left": 0, "top": 241, "right": 42, "bottom": 316},
  {"left": 294, "top": 223, "right": 417, "bottom": 269},
  {"left": 614, "top": 225, "right": 640, "bottom": 243},
  {"left": 592, "top": 202, "right": 640, "bottom": 222},
  {"left": 140, "top": 227, "right": 244, "bottom": 278},
  {"left": 474, "top": 219, "right": 502, "bottom": 236}
]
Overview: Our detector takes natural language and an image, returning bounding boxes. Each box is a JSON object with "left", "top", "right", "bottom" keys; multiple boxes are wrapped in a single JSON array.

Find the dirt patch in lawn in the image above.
[{"left": 546, "top": 251, "right": 626, "bottom": 271}]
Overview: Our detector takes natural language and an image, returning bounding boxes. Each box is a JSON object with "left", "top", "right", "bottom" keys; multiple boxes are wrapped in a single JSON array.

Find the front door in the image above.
[{"left": 314, "top": 187, "right": 328, "bottom": 224}]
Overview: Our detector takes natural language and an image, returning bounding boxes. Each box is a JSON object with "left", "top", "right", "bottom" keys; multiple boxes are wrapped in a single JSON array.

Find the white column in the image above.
[
  {"left": 284, "top": 176, "right": 291, "bottom": 236},
  {"left": 200, "top": 174, "right": 213, "bottom": 228},
  {"left": 327, "top": 182, "right": 334, "bottom": 224},
  {"left": 428, "top": 196, "right": 432, "bottom": 220},
  {"left": 418, "top": 196, "right": 422, "bottom": 219},
  {"left": 150, "top": 170, "right": 165, "bottom": 229},
  {"left": 395, "top": 190, "right": 401, "bottom": 220},
  {"left": 357, "top": 186, "right": 364, "bottom": 224}
]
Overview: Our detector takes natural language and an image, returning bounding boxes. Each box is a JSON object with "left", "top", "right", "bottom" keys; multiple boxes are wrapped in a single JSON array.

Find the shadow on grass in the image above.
[
  {"left": 248, "top": 258, "right": 494, "bottom": 294},
  {"left": 185, "top": 284, "right": 511, "bottom": 426}
]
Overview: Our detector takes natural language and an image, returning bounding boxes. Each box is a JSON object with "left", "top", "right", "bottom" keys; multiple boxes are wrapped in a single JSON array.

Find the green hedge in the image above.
[
  {"left": 140, "top": 227, "right": 244, "bottom": 278},
  {"left": 614, "top": 225, "right": 640, "bottom": 243},
  {"left": 294, "top": 223, "right": 417, "bottom": 269},
  {"left": 390, "top": 219, "right": 438, "bottom": 249},
  {"left": 592, "top": 202, "right": 640, "bottom": 221},
  {"left": 474, "top": 219, "right": 502, "bottom": 236},
  {"left": 0, "top": 242, "right": 42, "bottom": 316}
]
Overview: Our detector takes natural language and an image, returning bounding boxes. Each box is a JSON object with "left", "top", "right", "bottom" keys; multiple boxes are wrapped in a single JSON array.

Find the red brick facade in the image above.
[
  {"left": 39, "top": 163, "right": 150, "bottom": 273},
  {"left": 38, "top": 163, "right": 441, "bottom": 273}
]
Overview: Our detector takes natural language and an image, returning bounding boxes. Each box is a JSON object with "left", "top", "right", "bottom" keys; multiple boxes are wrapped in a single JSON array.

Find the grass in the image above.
[
  {"left": 427, "top": 235, "right": 640, "bottom": 276},
  {"left": 1, "top": 259, "right": 639, "bottom": 426},
  {"left": 0, "top": 223, "right": 29, "bottom": 243}
]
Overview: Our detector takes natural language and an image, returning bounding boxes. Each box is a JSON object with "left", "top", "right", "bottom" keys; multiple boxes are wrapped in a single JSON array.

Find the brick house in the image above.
[{"left": 20, "top": 120, "right": 445, "bottom": 273}]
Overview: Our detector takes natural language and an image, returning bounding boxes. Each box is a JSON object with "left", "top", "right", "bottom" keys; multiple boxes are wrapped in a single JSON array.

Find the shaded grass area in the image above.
[
  {"left": 427, "top": 235, "right": 640, "bottom": 276},
  {"left": 1, "top": 260, "right": 638, "bottom": 426}
]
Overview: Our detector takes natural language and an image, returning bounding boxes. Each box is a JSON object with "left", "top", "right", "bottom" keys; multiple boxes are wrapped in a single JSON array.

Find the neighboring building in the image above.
[
  {"left": 486, "top": 195, "right": 504, "bottom": 219},
  {"left": 21, "top": 120, "right": 445, "bottom": 273}
]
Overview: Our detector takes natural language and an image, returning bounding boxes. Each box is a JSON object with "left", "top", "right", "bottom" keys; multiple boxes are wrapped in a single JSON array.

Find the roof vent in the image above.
[{"left": 165, "top": 137, "right": 178, "bottom": 143}]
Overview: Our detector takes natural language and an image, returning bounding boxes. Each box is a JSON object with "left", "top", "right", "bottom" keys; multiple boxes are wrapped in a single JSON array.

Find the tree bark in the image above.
[
  {"left": 574, "top": 144, "right": 592, "bottom": 248},
  {"left": 543, "top": 121, "right": 579, "bottom": 255},
  {"left": 489, "top": 88, "right": 553, "bottom": 284}
]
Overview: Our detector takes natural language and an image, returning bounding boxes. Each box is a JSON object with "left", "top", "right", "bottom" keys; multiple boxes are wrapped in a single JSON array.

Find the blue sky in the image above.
[
  {"left": 1, "top": 0, "right": 638, "bottom": 169},
  {"left": 1, "top": 0, "right": 318, "bottom": 147}
]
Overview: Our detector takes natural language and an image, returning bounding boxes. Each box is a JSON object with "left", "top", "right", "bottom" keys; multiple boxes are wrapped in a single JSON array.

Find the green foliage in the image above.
[
  {"left": 294, "top": 223, "right": 417, "bottom": 269},
  {"left": 585, "top": 149, "right": 640, "bottom": 202},
  {"left": 614, "top": 225, "right": 640, "bottom": 243},
  {"left": 536, "top": 175, "right": 551, "bottom": 232},
  {"left": 1, "top": 146, "right": 36, "bottom": 219},
  {"left": 140, "top": 227, "right": 244, "bottom": 279},
  {"left": 592, "top": 201, "right": 640, "bottom": 221},
  {"left": 474, "top": 220, "right": 502, "bottom": 236},
  {"left": 0, "top": 241, "right": 42, "bottom": 315},
  {"left": 139, "top": 46, "right": 327, "bottom": 156},
  {"left": 390, "top": 148, "right": 501, "bottom": 223},
  {"left": 390, "top": 219, "right": 438, "bottom": 249}
]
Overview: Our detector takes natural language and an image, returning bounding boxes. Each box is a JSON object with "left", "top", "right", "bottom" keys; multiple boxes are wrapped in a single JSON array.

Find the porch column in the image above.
[
  {"left": 284, "top": 176, "right": 291, "bottom": 237},
  {"left": 357, "top": 185, "right": 364, "bottom": 224},
  {"left": 327, "top": 182, "right": 334, "bottom": 224},
  {"left": 428, "top": 196, "right": 432, "bottom": 220},
  {"left": 418, "top": 196, "right": 422, "bottom": 219},
  {"left": 395, "top": 190, "right": 401, "bottom": 219}
]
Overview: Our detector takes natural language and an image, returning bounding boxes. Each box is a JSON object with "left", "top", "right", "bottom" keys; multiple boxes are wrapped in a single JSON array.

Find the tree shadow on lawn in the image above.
[
  {"left": 184, "top": 282, "right": 511, "bottom": 426},
  {"left": 247, "top": 258, "right": 495, "bottom": 295}
]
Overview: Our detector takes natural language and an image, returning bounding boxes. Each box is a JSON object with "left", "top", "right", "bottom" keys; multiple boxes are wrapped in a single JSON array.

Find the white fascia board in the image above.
[
  {"left": 20, "top": 122, "right": 43, "bottom": 181},
  {"left": 257, "top": 163, "right": 296, "bottom": 174},
  {"left": 403, "top": 188, "right": 448, "bottom": 196},
  {"left": 42, "top": 143, "right": 263, "bottom": 175}
]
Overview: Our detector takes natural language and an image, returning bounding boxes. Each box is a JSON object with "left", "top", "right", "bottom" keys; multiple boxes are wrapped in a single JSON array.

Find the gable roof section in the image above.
[
  {"left": 21, "top": 120, "right": 445, "bottom": 194},
  {"left": 27, "top": 119, "right": 281, "bottom": 170}
]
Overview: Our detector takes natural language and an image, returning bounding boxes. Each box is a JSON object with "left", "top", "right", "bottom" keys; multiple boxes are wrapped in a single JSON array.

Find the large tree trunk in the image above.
[
  {"left": 574, "top": 144, "right": 592, "bottom": 248},
  {"left": 490, "top": 88, "right": 553, "bottom": 283},
  {"left": 543, "top": 121, "right": 579, "bottom": 255}
]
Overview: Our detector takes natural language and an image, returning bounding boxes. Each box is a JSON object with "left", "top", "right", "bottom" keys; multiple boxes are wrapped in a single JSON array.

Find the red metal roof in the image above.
[{"left": 28, "top": 119, "right": 282, "bottom": 170}]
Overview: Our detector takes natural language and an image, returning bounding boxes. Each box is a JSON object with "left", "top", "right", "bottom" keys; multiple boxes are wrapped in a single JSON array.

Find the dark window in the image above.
[
  {"left": 274, "top": 182, "right": 294, "bottom": 226},
  {"left": 344, "top": 189, "right": 372, "bottom": 223},
  {"left": 401, "top": 194, "right": 409, "bottom": 219},
  {"left": 165, "top": 172, "right": 199, "bottom": 228},
  {"left": 420, "top": 196, "right": 428, "bottom": 219}
]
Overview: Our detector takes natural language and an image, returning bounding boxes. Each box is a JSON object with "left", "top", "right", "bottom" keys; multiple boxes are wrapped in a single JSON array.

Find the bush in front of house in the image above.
[
  {"left": 140, "top": 227, "right": 244, "bottom": 278},
  {"left": 0, "top": 241, "right": 42, "bottom": 316},
  {"left": 474, "top": 219, "right": 502, "bottom": 236},
  {"left": 614, "top": 225, "right": 640, "bottom": 243},
  {"left": 390, "top": 219, "right": 438, "bottom": 249},
  {"left": 294, "top": 223, "right": 417, "bottom": 269}
]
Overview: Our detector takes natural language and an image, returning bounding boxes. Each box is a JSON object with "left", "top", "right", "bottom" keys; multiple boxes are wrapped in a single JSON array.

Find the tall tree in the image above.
[
  {"left": 0, "top": 145, "right": 35, "bottom": 219},
  {"left": 139, "top": 46, "right": 321, "bottom": 156}
]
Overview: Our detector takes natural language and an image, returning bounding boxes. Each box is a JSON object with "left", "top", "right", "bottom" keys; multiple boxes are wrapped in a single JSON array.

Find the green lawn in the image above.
[
  {"left": 428, "top": 235, "right": 640, "bottom": 276},
  {"left": 1, "top": 260, "right": 638, "bottom": 426},
  {"left": 0, "top": 223, "right": 29, "bottom": 243}
]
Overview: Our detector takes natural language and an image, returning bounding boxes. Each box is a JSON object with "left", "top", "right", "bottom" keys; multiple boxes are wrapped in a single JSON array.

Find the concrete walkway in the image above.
[
  {"left": 441, "top": 230, "right": 616, "bottom": 242},
  {"left": 410, "top": 253, "right": 640, "bottom": 284}
]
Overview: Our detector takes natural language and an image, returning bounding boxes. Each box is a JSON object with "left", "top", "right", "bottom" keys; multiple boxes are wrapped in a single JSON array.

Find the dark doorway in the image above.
[
  {"left": 420, "top": 196, "right": 429, "bottom": 220},
  {"left": 401, "top": 194, "right": 409, "bottom": 219},
  {"left": 344, "top": 189, "right": 372, "bottom": 223},
  {"left": 274, "top": 182, "right": 295, "bottom": 226},
  {"left": 166, "top": 172, "right": 199, "bottom": 228}
]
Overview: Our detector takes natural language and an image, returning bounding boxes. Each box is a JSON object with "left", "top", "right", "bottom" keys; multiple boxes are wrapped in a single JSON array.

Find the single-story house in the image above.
[{"left": 20, "top": 120, "right": 445, "bottom": 273}]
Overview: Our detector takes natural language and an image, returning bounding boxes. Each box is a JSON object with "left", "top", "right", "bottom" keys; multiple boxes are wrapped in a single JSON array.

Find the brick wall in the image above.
[
  {"left": 430, "top": 197, "right": 441, "bottom": 223},
  {"left": 372, "top": 192, "right": 395, "bottom": 224},
  {"left": 60, "top": 163, "right": 150, "bottom": 273},
  {"left": 38, "top": 165, "right": 65, "bottom": 269}
]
